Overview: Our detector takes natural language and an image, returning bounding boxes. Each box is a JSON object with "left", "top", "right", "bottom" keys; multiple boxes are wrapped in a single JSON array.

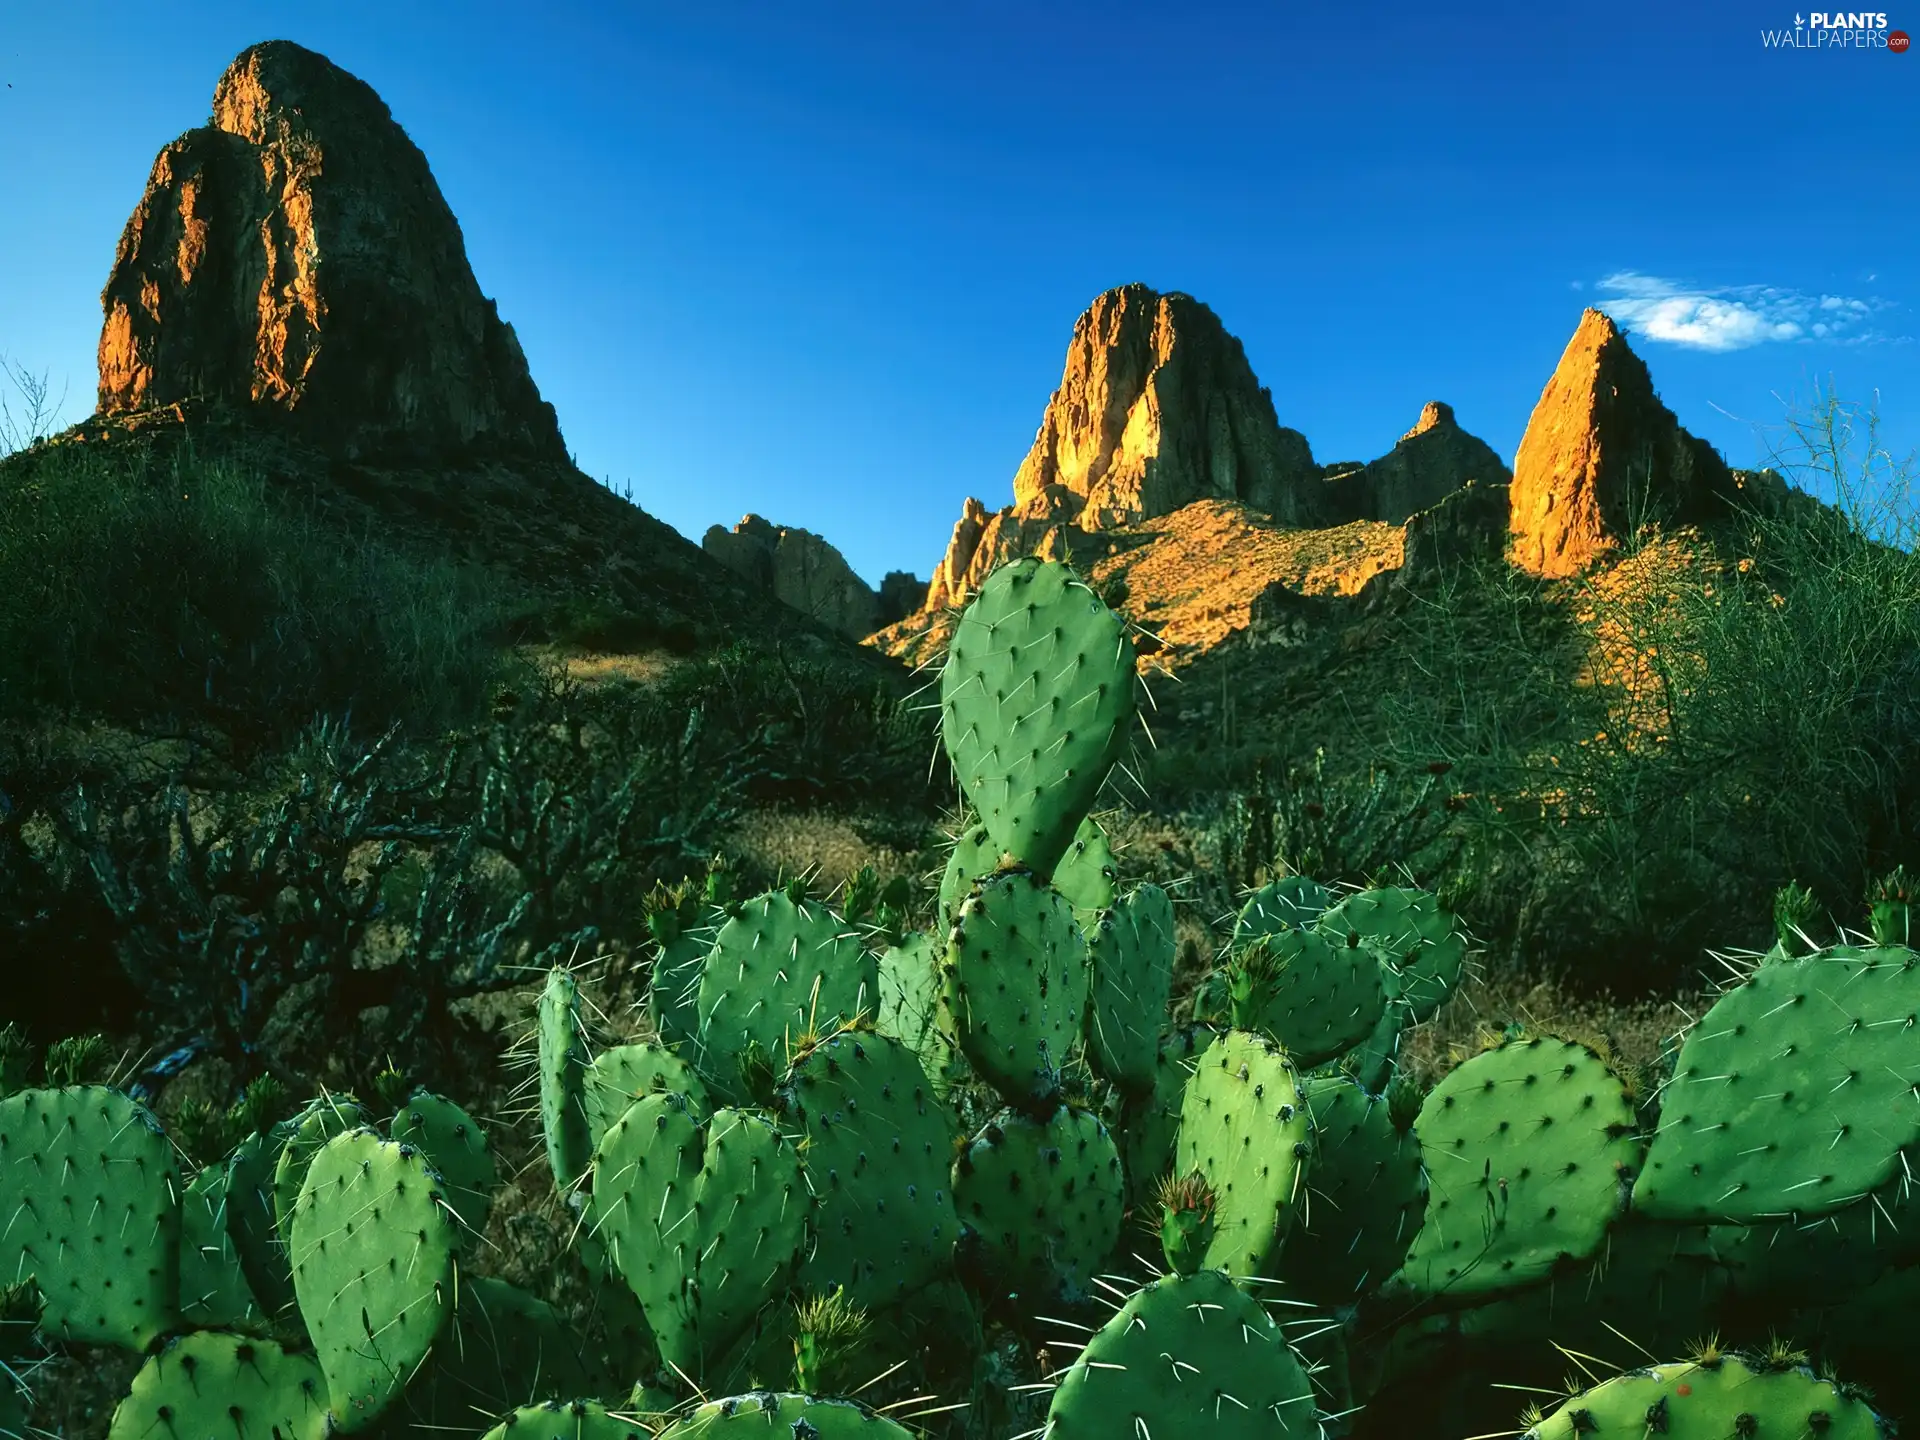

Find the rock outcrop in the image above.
[
  {"left": 1321, "top": 401, "right": 1512, "bottom": 524},
  {"left": 875, "top": 571, "right": 929, "bottom": 627},
  {"left": 97, "top": 40, "right": 564, "bottom": 462},
  {"left": 920, "top": 284, "right": 1319, "bottom": 610},
  {"left": 1507, "top": 309, "right": 1730, "bottom": 577},
  {"left": 702, "top": 514, "right": 885, "bottom": 640}
]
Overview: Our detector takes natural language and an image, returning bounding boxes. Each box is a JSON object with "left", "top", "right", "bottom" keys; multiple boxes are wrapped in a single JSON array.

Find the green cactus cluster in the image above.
[{"left": 6, "top": 556, "right": 1919, "bottom": 1439}]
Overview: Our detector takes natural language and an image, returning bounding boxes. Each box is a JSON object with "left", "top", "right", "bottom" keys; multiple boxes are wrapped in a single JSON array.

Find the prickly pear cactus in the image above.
[
  {"left": 1316, "top": 885, "right": 1465, "bottom": 1024},
  {"left": 1390, "top": 1035, "right": 1640, "bottom": 1304},
  {"left": 271, "top": 1094, "right": 367, "bottom": 1240},
  {"left": 1519, "top": 1351, "right": 1884, "bottom": 1440},
  {"left": 1043, "top": 1269, "right": 1320, "bottom": 1439},
  {"left": 1114, "top": 1025, "right": 1220, "bottom": 1210},
  {"left": 106, "top": 1330, "right": 327, "bottom": 1440},
  {"left": 178, "top": 1161, "right": 265, "bottom": 1332},
  {"left": 944, "top": 867, "right": 1092, "bottom": 1108},
  {"left": 0, "top": 1085, "right": 181, "bottom": 1348},
  {"left": 479, "top": 1399, "right": 652, "bottom": 1440},
  {"left": 695, "top": 889, "right": 877, "bottom": 1105},
  {"left": 647, "top": 883, "right": 726, "bottom": 1053},
  {"left": 953, "top": 1105, "right": 1124, "bottom": 1302},
  {"left": 654, "top": 1392, "right": 916, "bottom": 1438},
  {"left": 1225, "top": 925, "right": 1388, "bottom": 1068},
  {"left": 1174, "top": 1030, "right": 1311, "bottom": 1277},
  {"left": 1234, "top": 876, "right": 1334, "bottom": 940},
  {"left": 1636, "top": 946, "right": 1920, "bottom": 1223},
  {"left": 224, "top": 1122, "right": 297, "bottom": 1322},
  {"left": 876, "top": 930, "right": 965, "bottom": 1090},
  {"left": 289, "top": 1129, "right": 457, "bottom": 1431},
  {"left": 589, "top": 1093, "right": 805, "bottom": 1381},
  {"left": 940, "top": 814, "right": 1117, "bottom": 930},
  {"left": 538, "top": 967, "right": 594, "bottom": 1191},
  {"left": 583, "top": 1041, "right": 709, "bottom": 1149},
  {"left": 940, "top": 557, "right": 1135, "bottom": 879},
  {"left": 1285, "top": 1074, "right": 1426, "bottom": 1306},
  {"left": 782, "top": 1027, "right": 960, "bottom": 1311},
  {"left": 1086, "top": 883, "right": 1176, "bottom": 1092},
  {"left": 389, "top": 1090, "right": 495, "bottom": 1243}
]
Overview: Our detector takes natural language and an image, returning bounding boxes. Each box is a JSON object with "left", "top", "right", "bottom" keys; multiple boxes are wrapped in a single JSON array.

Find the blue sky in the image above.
[{"left": 2, "top": 2, "right": 1914, "bottom": 584}]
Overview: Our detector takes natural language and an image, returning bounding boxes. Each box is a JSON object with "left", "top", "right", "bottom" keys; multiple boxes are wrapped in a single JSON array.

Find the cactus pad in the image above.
[
  {"left": 1635, "top": 947, "right": 1920, "bottom": 1223},
  {"left": 1285, "top": 1074, "right": 1426, "bottom": 1305},
  {"left": 538, "top": 968, "right": 594, "bottom": 1191},
  {"left": 654, "top": 1393, "right": 916, "bottom": 1438},
  {"left": 389, "top": 1090, "right": 495, "bottom": 1244},
  {"left": 944, "top": 867, "right": 1092, "bottom": 1108},
  {"left": 225, "top": 1123, "right": 297, "bottom": 1321},
  {"left": 1174, "top": 1030, "right": 1311, "bottom": 1277},
  {"left": 583, "top": 1042, "right": 709, "bottom": 1149},
  {"left": 782, "top": 1028, "right": 960, "bottom": 1310},
  {"left": 1519, "top": 1353, "right": 1885, "bottom": 1440},
  {"left": 1115, "top": 1025, "right": 1220, "bottom": 1210},
  {"left": 876, "top": 931, "right": 964, "bottom": 1090},
  {"left": 179, "top": 1161, "right": 265, "bottom": 1331},
  {"left": 478, "top": 1400, "right": 651, "bottom": 1440},
  {"left": 589, "top": 1094, "right": 804, "bottom": 1380},
  {"left": 1233, "top": 877, "right": 1335, "bottom": 945},
  {"left": 271, "top": 1094, "right": 367, "bottom": 1240},
  {"left": 953, "top": 1105, "right": 1124, "bottom": 1301},
  {"left": 289, "top": 1128, "right": 457, "bottom": 1431},
  {"left": 1226, "top": 925, "right": 1388, "bottom": 1069},
  {"left": 939, "top": 557, "right": 1135, "bottom": 878},
  {"left": 1087, "top": 883, "right": 1177, "bottom": 1092},
  {"left": 0, "top": 1085, "right": 181, "bottom": 1348},
  {"left": 106, "top": 1330, "right": 327, "bottom": 1440},
  {"left": 1316, "top": 885, "right": 1465, "bottom": 1025},
  {"left": 941, "top": 814, "right": 1117, "bottom": 932},
  {"left": 1391, "top": 1036, "right": 1640, "bottom": 1303},
  {"left": 696, "top": 890, "right": 877, "bottom": 1104},
  {"left": 1044, "top": 1269, "right": 1320, "bottom": 1439}
]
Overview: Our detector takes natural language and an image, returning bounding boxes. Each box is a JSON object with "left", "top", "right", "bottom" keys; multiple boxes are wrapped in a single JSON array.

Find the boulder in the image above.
[
  {"left": 919, "top": 284, "right": 1319, "bottom": 609},
  {"left": 1507, "top": 309, "right": 1730, "bottom": 577},
  {"left": 702, "top": 514, "right": 882, "bottom": 640},
  {"left": 96, "top": 40, "right": 564, "bottom": 462}
]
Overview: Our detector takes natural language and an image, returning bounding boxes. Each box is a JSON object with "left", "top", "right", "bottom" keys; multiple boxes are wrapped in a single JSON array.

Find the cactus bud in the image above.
[
  {"left": 1868, "top": 864, "right": 1914, "bottom": 947},
  {"left": 1156, "top": 1169, "right": 1217, "bottom": 1276}
]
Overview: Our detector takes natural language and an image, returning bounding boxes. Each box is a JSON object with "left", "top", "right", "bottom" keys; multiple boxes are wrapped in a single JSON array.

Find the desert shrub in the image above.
[
  {"left": 0, "top": 434, "right": 503, "bottom": 748},
  {"left": 646, "top": 637, "right": 940, "bottom": 809}
]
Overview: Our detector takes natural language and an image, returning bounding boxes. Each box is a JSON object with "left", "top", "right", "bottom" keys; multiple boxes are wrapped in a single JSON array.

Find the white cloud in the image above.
[{"left": 1591, "top": 270, "right": 1900, "bottom": 351}]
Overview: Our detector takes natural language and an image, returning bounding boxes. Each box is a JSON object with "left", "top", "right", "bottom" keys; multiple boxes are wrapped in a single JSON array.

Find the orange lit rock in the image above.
[
  {"left": 97, "top": 40, "right": 563, "bottom": 462},
  {"left": 1506, "top": 309, "right": 1730, "bottom": 578}
]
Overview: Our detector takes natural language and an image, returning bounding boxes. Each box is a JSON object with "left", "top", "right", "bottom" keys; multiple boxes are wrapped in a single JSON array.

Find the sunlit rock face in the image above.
[
  {"left": 97, "top": 40, "right": 564, "bottom": 462},
  {"left": 922, "top": 283, "right": 1320, "bottom": 611},
  {"left": 1506, "top": 309, "right": 1730, "bottom": 578}
]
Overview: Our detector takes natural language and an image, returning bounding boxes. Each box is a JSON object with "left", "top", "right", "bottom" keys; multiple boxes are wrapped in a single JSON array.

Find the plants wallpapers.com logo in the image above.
[{"left": 1762, "top": 11, "right": 1912, "bottom": 47}]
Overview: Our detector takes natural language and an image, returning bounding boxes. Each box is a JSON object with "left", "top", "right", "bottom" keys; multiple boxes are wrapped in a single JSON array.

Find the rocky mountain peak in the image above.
[
  {"left": 1506, "top": 308, "right": 1731, "bottom": 577},
  {"left": 97, "top": 40, "right": 564, "bottom": 462},
  {"left": 1403, "top": 400, "right": 1455, "bottom": 441},
  {"left": 919, "top": 284, "right": 1320, "bottom": 613}
]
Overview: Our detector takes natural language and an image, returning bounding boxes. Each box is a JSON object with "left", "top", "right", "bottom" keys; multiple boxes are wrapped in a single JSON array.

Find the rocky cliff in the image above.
[
  {"left": 922, "top": 284, "right": 1321, "bottom": 610},
  {"left": 1321, "top": 401, "right": 1512, "bottom": 524},
  {"left": 97, "top": 40, "right": 564, "bottom": 462},
  {"left": 702, "top": 515, "right": 911, "bottom": 640},
  {"left": 1506, "top": 309, "right": 1732, "bottom": 577}
]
